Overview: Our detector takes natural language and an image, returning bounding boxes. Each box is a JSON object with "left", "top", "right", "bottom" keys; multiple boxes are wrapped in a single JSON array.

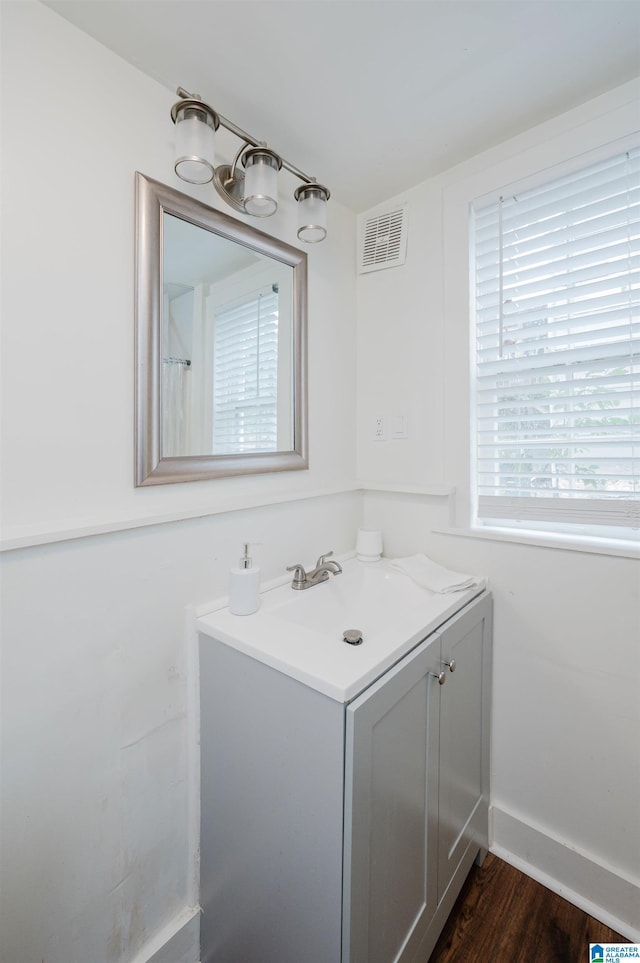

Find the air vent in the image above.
[{"left": 358, "top": 204, "right": 408, "bottom": 273}]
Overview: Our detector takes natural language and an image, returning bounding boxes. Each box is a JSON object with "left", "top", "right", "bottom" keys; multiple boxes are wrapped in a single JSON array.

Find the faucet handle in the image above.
[
  {"left": 286, "top": 563, "right": 307, "bottom": 588},
  {"left": 315, "top": 551, "right": 334, "bottom": 568}
]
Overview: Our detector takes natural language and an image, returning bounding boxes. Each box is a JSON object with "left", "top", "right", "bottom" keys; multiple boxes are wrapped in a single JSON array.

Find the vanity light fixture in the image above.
[
  {"left": 295, "top": 183, "right": 330, "bottom": 243},
  {"left": 171, "top": 96, "right": 219, "bottom": 184},
  {"left": 171, "top": 87, "right": 330, "bottom": 242},
  {"left": 242, "top": 147, "right": 282, "bottom": 217}
]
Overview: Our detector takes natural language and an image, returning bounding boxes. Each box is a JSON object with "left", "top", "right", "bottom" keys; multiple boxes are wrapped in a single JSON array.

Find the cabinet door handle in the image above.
[
  {"left": 442, "top": 659, "right": 456, "bottom": 673},
  {"left": 431, "top": 670, "right": 447, "bottom": 685}
]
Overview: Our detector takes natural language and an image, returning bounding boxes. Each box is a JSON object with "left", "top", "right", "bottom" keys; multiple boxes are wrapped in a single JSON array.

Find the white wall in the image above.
[
  {"left": 0, "top": 3, "right": 358, "bottom": 962},
  {"left": 358, "top": 80, "right": 640, "bottom": 938}
]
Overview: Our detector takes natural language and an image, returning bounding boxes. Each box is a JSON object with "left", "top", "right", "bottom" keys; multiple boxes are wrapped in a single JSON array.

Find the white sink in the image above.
[
  {"left": 198, "top": 557, "right": 484, "bottom": 703},
  {"left": 267, "top": 561, "right": 437, "bottom": 639}
]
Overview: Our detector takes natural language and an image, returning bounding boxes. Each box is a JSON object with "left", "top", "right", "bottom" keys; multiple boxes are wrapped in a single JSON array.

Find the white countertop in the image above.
[{"left": 197, "top": 558, "right": 486, "bottom": 703}]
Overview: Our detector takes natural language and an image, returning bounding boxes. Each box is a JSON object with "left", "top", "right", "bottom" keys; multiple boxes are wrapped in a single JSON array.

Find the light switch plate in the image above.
[{"left": 390, "top": 413, "right": 408, "bottom": 439}]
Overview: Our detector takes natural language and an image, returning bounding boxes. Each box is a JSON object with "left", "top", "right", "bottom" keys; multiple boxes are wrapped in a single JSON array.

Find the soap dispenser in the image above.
[{"left": 229, "top": 543, "right": 260, "bottom": 616}]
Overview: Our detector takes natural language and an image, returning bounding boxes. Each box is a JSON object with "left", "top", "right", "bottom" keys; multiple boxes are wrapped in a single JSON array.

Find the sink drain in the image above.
[{"left": 343, "top": 629, "right": 363, "bottom": 646}]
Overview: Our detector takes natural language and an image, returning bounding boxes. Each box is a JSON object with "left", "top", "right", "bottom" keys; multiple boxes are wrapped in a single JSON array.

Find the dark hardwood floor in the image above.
[{"left": 428, "top": 853, "right": 629, "bottom": 962}]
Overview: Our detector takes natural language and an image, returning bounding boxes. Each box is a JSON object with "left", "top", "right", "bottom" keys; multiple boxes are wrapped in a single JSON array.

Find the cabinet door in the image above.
[
  {"left": 343, "top": 634, "right": 442, "bottom": 963},
  {"left": 437, "top": 595, "right": 492, "bottom": 903}
]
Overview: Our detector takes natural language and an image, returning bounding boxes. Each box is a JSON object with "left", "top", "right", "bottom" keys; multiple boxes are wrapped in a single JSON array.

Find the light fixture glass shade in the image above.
[
  {"left": 173, "top": 104, "right": 216, "bottom": 184},
  {"left": 242, "top": 148, "right": 282, "bottom": 216},
  {"left": 295, "top": 184, "right": 330, "bottom": 243}
]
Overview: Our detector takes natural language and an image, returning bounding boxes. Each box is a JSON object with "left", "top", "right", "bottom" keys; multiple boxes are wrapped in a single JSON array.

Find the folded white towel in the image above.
[{"left": 390, "top": 554, "right": 485, "bottom": 594}]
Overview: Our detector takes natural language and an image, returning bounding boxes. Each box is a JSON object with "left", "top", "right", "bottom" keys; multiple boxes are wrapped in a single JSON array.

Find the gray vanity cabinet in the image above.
[
  {"left": 343, "top": 594, "right": 492, "bottom": 963},
  {"left": 437, "top": 598, "right": 491, "bottom": 904},
  {"left": 199, "top": 592, "right": 492, "bottom": 963},
  {"left": 342, "top": 634, "right": 440, "bottom": 963}
]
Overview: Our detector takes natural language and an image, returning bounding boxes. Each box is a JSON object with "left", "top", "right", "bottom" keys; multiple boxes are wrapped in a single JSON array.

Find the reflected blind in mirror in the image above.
[{"left": 213, "top": 285, "right": 279, "bottom": 454}]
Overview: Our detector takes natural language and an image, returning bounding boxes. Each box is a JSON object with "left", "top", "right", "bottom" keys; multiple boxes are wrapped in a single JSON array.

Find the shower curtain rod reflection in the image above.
[{"left": 163, "top": 357, "right": 191, "bottom": 366}]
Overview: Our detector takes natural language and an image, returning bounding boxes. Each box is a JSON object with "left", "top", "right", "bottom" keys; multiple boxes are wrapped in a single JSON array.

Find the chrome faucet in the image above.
[{"left": 286, "top": 552, "right": 343, "bottom": 590}]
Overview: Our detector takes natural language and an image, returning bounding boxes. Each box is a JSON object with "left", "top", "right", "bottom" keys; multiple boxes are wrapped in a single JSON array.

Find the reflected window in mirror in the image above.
[{"left": 212, "top": 282, "right": 288, "bottom": 455}]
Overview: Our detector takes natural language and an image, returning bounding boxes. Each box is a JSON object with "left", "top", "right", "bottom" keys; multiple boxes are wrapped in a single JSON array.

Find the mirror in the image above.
[{"left": 135, "top": 172, "right": 308, "bottom": 485}]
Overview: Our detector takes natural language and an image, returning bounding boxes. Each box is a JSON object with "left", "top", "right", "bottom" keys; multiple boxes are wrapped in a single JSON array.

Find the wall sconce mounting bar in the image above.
[{"left": 175, "top": 87, "right": 317, "bottom": 186}]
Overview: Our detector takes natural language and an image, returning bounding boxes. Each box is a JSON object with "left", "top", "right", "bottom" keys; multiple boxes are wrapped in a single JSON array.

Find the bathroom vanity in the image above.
[{"left": 197, "top": 560, "right": 492, "bottom": 963}]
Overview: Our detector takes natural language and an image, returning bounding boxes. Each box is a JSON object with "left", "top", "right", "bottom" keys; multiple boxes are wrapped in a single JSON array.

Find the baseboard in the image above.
[
  {"left": 490, "top": 805, "right": 640, "bottom": 943},
  {"left": 129, "top": 906, "right": 200, "bottom": 963}
]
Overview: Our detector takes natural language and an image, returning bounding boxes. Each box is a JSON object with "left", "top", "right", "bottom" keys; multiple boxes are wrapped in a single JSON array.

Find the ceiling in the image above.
[{"left": 43, "top": 0, "right": 640, "bottom": 212}]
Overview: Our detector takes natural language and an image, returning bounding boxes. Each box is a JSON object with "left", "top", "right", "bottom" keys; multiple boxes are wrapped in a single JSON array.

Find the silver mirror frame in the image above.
[{"left": 135, "top": 172, "right": 308, "bottom": 486}]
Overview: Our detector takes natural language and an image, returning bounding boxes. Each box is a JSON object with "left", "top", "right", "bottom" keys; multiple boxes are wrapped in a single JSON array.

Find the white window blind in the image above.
[
  {"left": 472, "top": 146, "right": 640, "bottom": 538},
  {"left": 213, "top": 285, "right": 279, "bottom": 454}
]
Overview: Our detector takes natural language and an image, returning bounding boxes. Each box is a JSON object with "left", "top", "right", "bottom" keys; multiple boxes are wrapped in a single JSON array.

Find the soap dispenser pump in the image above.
[{"left": 229, "top": 543, "right": 260, "bottom": 616}]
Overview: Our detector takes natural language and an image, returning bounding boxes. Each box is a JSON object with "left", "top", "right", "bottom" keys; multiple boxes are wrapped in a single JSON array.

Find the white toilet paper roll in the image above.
[{"left": 356, "top": 528, "right": 383, "bottom": 561}]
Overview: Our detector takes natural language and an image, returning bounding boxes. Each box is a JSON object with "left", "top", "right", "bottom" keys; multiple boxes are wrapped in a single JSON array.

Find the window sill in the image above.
[{"left": 431, "top": 525, "right": 640, "bottom": 559}]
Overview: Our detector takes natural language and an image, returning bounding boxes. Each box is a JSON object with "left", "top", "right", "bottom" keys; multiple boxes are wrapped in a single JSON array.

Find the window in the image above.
[
  {"left": 213, "top": 285, "right": 279, "bottom": 454},
  {"left": 472, "top": 146, "right": 639, "bottom": 542}
]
